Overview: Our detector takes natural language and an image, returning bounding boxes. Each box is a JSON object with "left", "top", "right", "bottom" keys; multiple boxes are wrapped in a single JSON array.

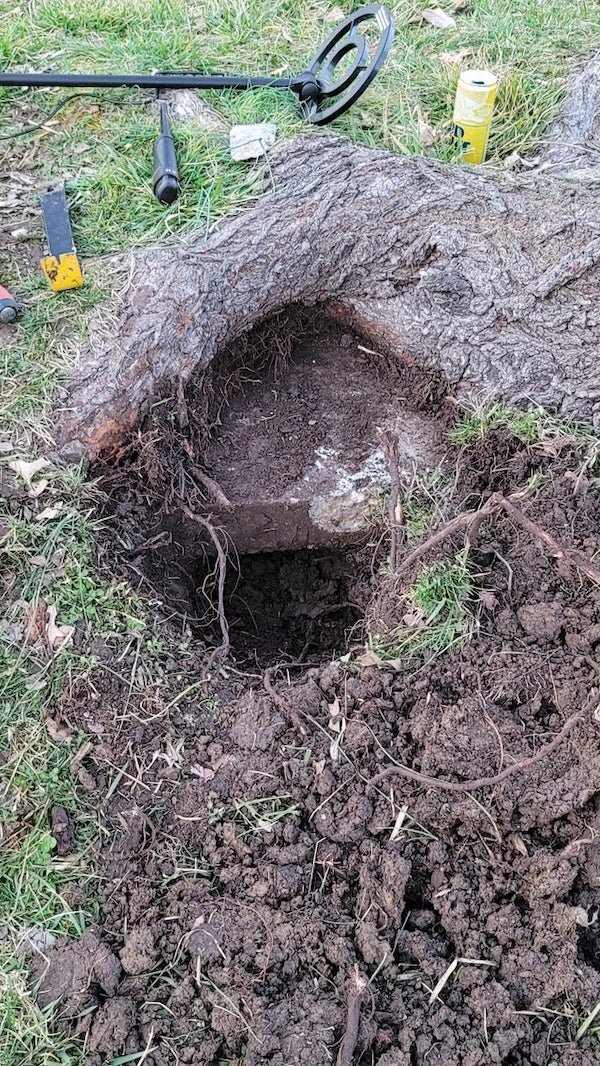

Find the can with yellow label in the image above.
[{"left": 453, "top": 69, "right": 498, "bottom": 164}]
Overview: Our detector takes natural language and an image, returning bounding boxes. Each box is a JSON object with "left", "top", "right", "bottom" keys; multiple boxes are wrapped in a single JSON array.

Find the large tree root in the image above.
[{"left": 52, "top": 53, "right": 600, "bottom": 459}]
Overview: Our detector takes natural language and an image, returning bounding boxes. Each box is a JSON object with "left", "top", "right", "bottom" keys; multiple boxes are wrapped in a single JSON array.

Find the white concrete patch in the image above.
[{"left": 230, "top": 123, "right": 277, "bottom": 161}]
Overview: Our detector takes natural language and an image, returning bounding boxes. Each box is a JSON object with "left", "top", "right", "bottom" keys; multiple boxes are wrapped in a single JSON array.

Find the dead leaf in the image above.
[
  {"left": 44, "top": 710, "right": 74, "bottom": 743},
  {"left": 417, "top": 107, "right": 438, "bottom": 147},
  {"left": 18, "top": 926, "right": 57, "bottom": 956},
  {"left": 29, "top": 479, "right": 49, "bottom": 499},
  {"left": 390, "top": 804, "right": 409, "bottom": 842},
  {"left": 402, "top": 607, "right": 425, "bottom": 627},
  {"left": 71, "top": 741, "right": 96, "bottom": 790},
  {"left": 356, "top": 648, "right": 404, "bottom": 671},
  {"left": 25, "top": 597, "right": 47, "bottom": 643},
  {"left": 328, "top": 697, "right": 347, "bottom": 762},
  {"left": 25, "top": 598, "right": 74, "bottom": 650},
  {"left": 328, "top": 697, "right": 342, "bottom": 731},
  {"left": 450, "top": 0, "right": 470, "bottom": 9},
  {"left": 0, "top": 619, "right": 24, "bottom": 643},
  {"left": 478, "top": 589, "right": 499, "bottom": 611},
  {"left": 25, "top": 675, "right": 47, "bottom": 692},
  {"left": 503, "top": 150, "right": 524, "bottom": 171},
  {"left": 8, "top": 454, "right": 49, "bottom": 494},
  {"left": 190, "top": 764, "right": 215, "bottom": 781},
  {"left": 439, "top": 47, "right": 473, "bottom": 65},
  {"left": 314, "top": 758, "right": 326, "bottom": 776},
  {"left": 326, "top": 6, "right": 345, "bottom": 21},
  {"left": 357, "top": 110, "right": 376, "bottom": 129},
  {"left": 45, "top": 605, "right": 75, "bottom": 649},
  {"left": 190, "top": 754, "right": 235, "bottom": 781},
  {"left": 35, "top": 504, "right": 63, "bottom": 521},
  {"left": 421, "top": 7, "right": 457, "bottom": 29},
  {"left": 510, "top": 834, "right": 529, "bottom": 858}
]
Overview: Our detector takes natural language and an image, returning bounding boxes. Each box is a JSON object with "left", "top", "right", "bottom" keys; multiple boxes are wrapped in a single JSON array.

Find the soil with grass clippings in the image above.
[{"left": 35, "top": 419, "right": 600, "bottom": 1063}]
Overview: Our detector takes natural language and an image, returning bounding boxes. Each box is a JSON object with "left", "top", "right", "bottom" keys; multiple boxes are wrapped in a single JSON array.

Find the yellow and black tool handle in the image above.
[{"left": 39, "top": 186, "right": 83, "bottom": 292}]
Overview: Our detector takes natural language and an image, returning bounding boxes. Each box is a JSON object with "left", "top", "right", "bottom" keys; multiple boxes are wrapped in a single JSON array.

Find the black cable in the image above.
[{"left": 0, "top": 89, "right": 149, "bottom": 141}]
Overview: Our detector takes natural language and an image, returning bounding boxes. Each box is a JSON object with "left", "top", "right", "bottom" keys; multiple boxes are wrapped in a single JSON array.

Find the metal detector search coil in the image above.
[{"left": 0, "top": 5, "right": 394, "bottom": 127}]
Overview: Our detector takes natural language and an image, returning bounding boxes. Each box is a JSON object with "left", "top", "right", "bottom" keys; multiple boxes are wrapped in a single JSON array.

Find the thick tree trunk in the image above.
[{"left": 55, "top": 57, "right": 600, "bottom": 459}]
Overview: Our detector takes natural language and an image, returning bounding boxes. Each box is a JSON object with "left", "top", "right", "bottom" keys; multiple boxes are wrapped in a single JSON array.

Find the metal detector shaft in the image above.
[
  {"left": 0, "top": 71, "right": 303, "bottom": 91},
  {"left": 0, "top": 6, "right": 394, "bottom": 125}
]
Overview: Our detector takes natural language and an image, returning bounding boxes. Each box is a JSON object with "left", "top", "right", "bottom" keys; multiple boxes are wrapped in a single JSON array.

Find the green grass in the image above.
[
  {"left": 0, "top": 272, "right": 106, "bottom": 441},
  {"left": 449, "top": 400, "right": 599, "bottom": 449},
  {"left": 372, "top": 547, "right": 476, "bottom": 664},
  {"left": 0, "top": 463, "right": 148, "bottom": 1066},
  {"left": 209, "top": 794, "right": 300, "bottom": 835},
  {"left": 402, "top": 465, "right": 450, "bottom": 546}
]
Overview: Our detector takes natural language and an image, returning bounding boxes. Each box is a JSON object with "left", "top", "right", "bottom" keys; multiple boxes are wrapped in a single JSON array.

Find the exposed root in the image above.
[
  {"left": 369, "top": 703, "right": 591, "bottom": 795},
  {"left": 396, "top": 500, "right": 496, "bottom": 576},
  {"left": 263, "top": 662, "right": 309, "bottom": 739},
  {"left": 378, "top": 429, "right": 404, "bottom": 572},
  {"left": 497, "top": 494, "right": 600, "bottom": 585},
  {"left": 396, "top": 488, "right": 600, "bottom": 587},
  {"left": 186, "top": 461, "right": 234, "bottom": 512},
  {"left": 181, "top": 506, "right": 230, "bottom": 668},
  {"left": 336, "top": 967, "right": 368, "bottom": 1066}
]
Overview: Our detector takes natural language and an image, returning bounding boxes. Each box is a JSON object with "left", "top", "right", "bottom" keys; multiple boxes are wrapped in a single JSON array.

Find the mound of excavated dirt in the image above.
[{"left": 34, "top": 427, "right": 600, "bottom": 1066}]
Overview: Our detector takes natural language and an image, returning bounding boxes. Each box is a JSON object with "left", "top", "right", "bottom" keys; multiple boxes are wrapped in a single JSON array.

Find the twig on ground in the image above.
[
  {"left": 497, "top": 494, "right": 600, "bottom": 585},
  {"left": 369, "top": 704, "right": 590, "bottom": 794},
  {"left": 336, "top": 967, "right": 368, "bottom": 1066},
  {"left": 182, "top": 506, "right": 230, "bottom": 667},
  {"left": 378, "top": 429, "right": 404, "bottom": 571},
  {"left": 263, "top": 662, "right": 309, "bottom": 739},
  {"left": 396, "top": 487, "right": 600, "bottom": 589},
  {"left": 187, "top": 462, "right": 234, "bottom": 511},
  {"left": 396, "top": 500, "right": 496, "bottom": 576}
]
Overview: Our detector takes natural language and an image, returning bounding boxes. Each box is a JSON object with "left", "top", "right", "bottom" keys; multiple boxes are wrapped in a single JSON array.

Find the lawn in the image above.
[{"left": 1, "top": 1, "right": 600, "bottom": 1063}]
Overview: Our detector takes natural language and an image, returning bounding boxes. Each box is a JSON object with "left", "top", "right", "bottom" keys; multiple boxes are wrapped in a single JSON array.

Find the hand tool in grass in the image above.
[
  {"left": 153, "top": 100, "right": 180, "bottom": 205},
  {"left": 0, "top": 5, "right": 394, "bottom": 128},
  {"left": 0, "top": 284, "right": 17, "bottom": 323},
  {"left": 39, "top": 186, "right": 83, "bottom": 292}
]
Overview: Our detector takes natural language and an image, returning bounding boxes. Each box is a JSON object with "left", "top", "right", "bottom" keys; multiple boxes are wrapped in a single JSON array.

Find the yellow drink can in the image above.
[{"left": 453, "top": 69, "right": 498, "bottom": 164}]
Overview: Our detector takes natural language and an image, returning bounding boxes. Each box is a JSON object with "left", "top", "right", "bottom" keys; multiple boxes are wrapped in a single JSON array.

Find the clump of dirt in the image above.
[{"left": 36, "top": 427, "right": 600, "bottom": 1065}]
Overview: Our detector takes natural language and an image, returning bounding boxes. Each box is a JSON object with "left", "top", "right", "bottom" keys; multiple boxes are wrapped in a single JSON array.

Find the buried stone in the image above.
[{"left": 97, "top": 307, "right": 446, "bottom": 663}]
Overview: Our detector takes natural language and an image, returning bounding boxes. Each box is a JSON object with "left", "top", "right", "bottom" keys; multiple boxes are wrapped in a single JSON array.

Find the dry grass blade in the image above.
[
  {"left": 429, "top": 957, "right": 495, "bottom": 1004},
  {"left": 576, "top": 1001, "right": 600, "bottom": 1040}
]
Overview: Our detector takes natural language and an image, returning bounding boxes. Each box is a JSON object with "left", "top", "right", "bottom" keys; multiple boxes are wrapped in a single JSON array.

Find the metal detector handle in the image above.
[{"left": 153, "top": 101, "right": 180, "bottom": 206}]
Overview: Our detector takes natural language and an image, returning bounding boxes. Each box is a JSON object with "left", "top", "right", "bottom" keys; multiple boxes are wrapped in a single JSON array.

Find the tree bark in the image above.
[{"left": 54, "top": 56, "right": 600, "bottom": 459}]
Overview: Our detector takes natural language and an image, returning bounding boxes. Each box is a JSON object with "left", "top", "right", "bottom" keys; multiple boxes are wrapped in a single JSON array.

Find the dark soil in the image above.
[
  {"left": 34, "top": 318, "right": 600, "bottom": 1065},
  {"left": 215, "top": 546, "right": 370, "bottom": 666},
  {"left": 33, "top": 424, "right": 600, "bottom": 1065}
]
